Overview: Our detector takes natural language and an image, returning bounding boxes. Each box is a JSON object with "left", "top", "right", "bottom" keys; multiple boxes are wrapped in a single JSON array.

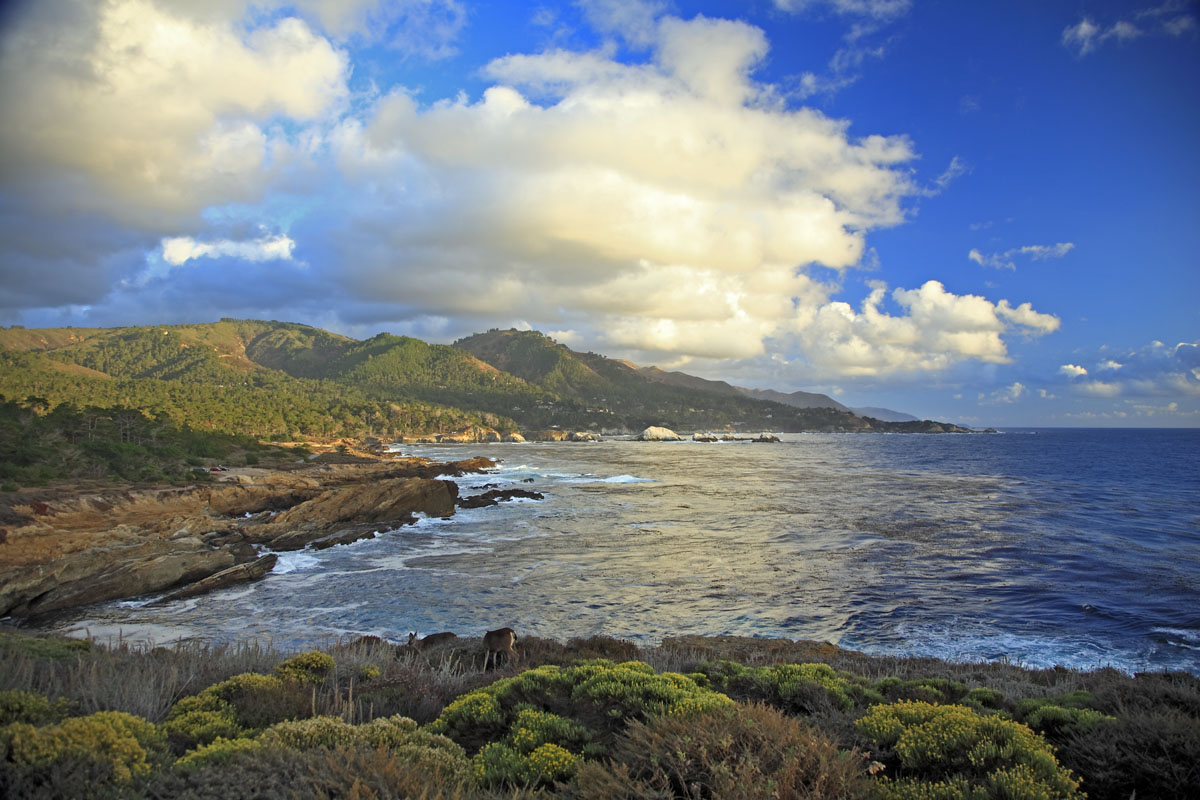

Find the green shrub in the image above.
[
  {"left": 274, "top": 651, "right": 335, "bottom": 684},
  {"left": 1015, "top": 692, "right": 1114, "bottom": 738},
  {"left": 166, "top": 671, "right": 310, "bottom": 736},
  {"left": 160, "top": 708, "right": 244, "bottom": 748},
  {"left": 569, "top": 702, "right": 873, "bottom": 799},
  {"left": 173, "top": 735, "right": 264, "bottom": 771},
  {"left": 0, "top": 633, "right": 90, "bottom": 662},
  {"left": 963, "top": 687, "right": 1007, "bottom": 713},
  {"left": 0, "top": 690, "right": 73, "bottom": 726},
  {"left": 428, "top": 659, "right": 733, "bottom": 790},
  {"left": 855, "top": 701, "right": 1081, "bottom": 799},
  {"left": 2, "top": 710, "right": 166, "bottom": 783},
  {"left": 876, "top": 676, "right": 968, "bottom": 705},
  {"left": 696, "top": 660, "right": 882, "bottom": 715},
  {"left": 157, "top": 740, "right": 474, "bottom": 800}
]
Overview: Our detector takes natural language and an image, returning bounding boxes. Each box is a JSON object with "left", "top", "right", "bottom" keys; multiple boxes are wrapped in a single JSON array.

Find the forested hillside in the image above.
[
  {"left": 0, "top": 321, "right": 957, "bottom": 467},
  {"left": 0, "top": 322, "right": 516, "bottom": 443}
]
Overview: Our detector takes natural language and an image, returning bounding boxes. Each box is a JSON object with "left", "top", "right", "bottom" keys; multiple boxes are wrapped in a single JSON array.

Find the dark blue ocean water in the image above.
[{"left": 48, "top": 429, "right": 1200, "bottom": 674}]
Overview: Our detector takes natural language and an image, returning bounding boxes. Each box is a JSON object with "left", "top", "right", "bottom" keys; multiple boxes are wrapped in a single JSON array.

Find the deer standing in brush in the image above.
[
  {"left": 407, "top": 631, "right": 458, "bottom": 651},
  {"left": 483, "top": 627, "right": 519, "bottom": 670}
]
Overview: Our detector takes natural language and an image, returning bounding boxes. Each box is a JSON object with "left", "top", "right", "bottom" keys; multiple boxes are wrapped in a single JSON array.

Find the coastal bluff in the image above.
[{"left": 0, "top": 455, "right": 494, "bottom": 619}]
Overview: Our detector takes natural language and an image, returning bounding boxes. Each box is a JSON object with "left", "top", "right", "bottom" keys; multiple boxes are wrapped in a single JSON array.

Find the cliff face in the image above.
[{"left": 0, "top": 457, "right": 491, "bottom": 619}]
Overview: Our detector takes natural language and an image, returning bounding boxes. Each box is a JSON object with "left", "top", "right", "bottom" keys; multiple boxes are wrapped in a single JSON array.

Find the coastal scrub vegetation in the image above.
[{"left": 2, "top": 630, "right": 1198, "bottom": 798}]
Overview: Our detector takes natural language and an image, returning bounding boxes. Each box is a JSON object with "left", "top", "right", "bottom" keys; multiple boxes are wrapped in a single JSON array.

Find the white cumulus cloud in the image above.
[
  {"left": 161, "top": 234, "right": 297, "bottom": 266},
  {"left": 324, "top": 14, "right": 1056, "bottom": 377},
  {"left": 0, "top": 0, "right": 350, "bottom": 224}
]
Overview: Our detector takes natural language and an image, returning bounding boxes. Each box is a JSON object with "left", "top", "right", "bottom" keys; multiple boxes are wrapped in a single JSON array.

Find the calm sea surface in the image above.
[{"left": 44, "top": 429, "right": 1200, "bottom": 674}]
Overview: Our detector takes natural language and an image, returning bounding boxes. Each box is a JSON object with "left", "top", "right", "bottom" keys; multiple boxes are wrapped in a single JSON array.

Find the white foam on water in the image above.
[
  {"left": 271, "top": 552, "right": 322, "bottom": 574},
  {"left": 1153, "top": 627, "right": 1200, "bottom": 650},
  {"left": 883, "top": 620, "right": 1158, "bottom": 674},
  {"left": 559, "top": 474, "right": 656, "bottom": 484},
  {"left": 115, "top": 597, "right": 158, "bottom": 609}
]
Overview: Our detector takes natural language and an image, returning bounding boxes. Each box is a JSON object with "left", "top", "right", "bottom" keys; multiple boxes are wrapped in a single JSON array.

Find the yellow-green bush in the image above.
[
  {"left": 2, "top": 710, "right": 165, "bottom": 783},
  {"left": 472, "top": 740, "right": 578, "bottom": 788},
  {"left": 173, "top": 735, "right": 264, "bottom": 771},
  {"left": 258, "top": 715, "right": 358, "bottom": 750},
  {"left": 508, "top": 708, "right": 590, "bottom": 754},
  {"left": 274, "top": 650, "right": 335, "bottom": 684},
  {"left": 856, "top": 701, "right": 1082, "bottom": 799},
  {"left": 0, "top": 689, "right": 73, "bottom": 726}
]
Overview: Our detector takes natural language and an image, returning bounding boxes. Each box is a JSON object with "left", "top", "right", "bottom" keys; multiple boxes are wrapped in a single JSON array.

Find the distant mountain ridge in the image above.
[
  {"left": 1, "top": 320, "right": 964, "bottom": 438},
  {"left": 736, "top": 386, "right": 852, "bottom": 413}
]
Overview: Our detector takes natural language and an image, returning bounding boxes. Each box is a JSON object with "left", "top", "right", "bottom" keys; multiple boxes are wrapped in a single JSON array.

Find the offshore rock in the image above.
[
  {"left": 639, "top": 426, "right": 681, "bottom": 441},
  {"left": 153, "top": 553, "right": 278, "bottom": 605},
  {"left": 459, "top": 488, "right": 545, "bottom": 509},
  {"left": 525, "top": 429, "right": 569, "bottom": 442},
  {"left": 504, "top": 432, "right": 527, "bottom": 443}
]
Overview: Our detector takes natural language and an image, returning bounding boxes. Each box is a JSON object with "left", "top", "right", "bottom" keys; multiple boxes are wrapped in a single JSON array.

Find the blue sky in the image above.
[{"left": 0, "top": 0, "right": 1197, "bottom": 426}]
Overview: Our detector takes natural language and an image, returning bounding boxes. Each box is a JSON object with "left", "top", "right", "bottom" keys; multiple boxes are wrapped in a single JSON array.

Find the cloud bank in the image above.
[{"left": 0, "top": 0, "right": 1059, "bottom": 386}]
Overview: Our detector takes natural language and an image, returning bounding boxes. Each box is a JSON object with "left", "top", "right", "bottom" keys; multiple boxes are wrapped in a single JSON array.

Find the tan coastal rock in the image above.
[
  {"left": 638, "top": 426, "right": 680, "bottom": 441},
  {"left": 0, "top": 453, "right": 495, "bottom": 619}
]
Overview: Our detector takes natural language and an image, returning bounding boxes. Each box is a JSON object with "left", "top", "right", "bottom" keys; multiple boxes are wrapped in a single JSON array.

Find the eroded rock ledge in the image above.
[{"left": 0, "top": 456, "right": 495, "bottom": 619}]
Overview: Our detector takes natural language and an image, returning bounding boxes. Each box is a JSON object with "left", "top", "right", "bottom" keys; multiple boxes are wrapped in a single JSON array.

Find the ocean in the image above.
[{"left": 45, "top": 429, "right": 1200, "bottom": 675}]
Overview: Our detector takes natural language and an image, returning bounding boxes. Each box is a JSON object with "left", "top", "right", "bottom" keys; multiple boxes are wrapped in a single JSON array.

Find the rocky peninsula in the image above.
[{"left": 0, "top": 447, "right": 500, "bottom": 621}]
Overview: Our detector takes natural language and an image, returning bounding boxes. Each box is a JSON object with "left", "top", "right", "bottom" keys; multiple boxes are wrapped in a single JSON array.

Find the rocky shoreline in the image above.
[
  {"left": 0, "top": 451, "right": 504, "bottom": 621},
  {"left": 0, "top": 421, "right": 990, "bottom": 622}
]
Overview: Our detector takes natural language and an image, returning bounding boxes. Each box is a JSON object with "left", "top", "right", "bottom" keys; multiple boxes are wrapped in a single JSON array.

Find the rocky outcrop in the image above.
[
  {"left": 253, "top": 477, "right": 458, "bottom": 551},
  {"left": 405, "top": 427, "right": 502, "bottom": 444},
  {"left": 1, "top": 536, "right": 241, "bottom": 618},
  {"left": 639, "top": 426, "right": 680, "bottom": 441},
  {"left": 153, "top": 553, "right": 278, "bottom": 605},
  {"left": 504, "top": 432, "right": 526, "bottom": 443},
  {"left": 0, "top": 455, "right": 495, "bottom": 619}
]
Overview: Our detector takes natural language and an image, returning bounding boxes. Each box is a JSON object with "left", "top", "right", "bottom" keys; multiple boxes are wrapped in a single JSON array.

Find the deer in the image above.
[
  {"left": 407, "top": 631, "right": 458, "bottom": 651},
  {"left": 483, "top": 627, "right": 519, "bottom": 671}
]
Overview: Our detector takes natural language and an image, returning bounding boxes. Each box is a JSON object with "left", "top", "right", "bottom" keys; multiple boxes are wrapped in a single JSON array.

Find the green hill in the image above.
[
  {"left": 453, "top": 329, "right": 877, "bottom": 432},
  {"left": 0, "top": 321, "right": 520, "bottom": 447},
  {"left": 0, "top": 320, "right": 966, "bottom": 466}
]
